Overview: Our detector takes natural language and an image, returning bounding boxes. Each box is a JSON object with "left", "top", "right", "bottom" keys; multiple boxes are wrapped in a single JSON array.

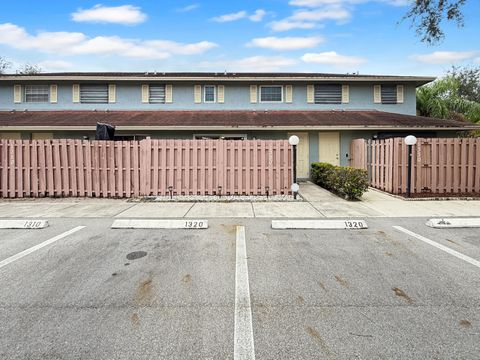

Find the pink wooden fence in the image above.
[
  {"left": 350, "top": 138, "right": 480, "bottom": 195},
  {"left": 0, "top": 139, "right": 292, "bottom": 198}
]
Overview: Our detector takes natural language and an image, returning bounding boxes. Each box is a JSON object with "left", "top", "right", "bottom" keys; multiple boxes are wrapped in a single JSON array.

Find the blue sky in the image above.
[{"left": 0, "top": 0, "right": 478, "bottom": 76}]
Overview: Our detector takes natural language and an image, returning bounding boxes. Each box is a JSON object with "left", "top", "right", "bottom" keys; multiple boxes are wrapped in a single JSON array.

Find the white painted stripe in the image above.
[
  {"left": 426, "top": 218, "right": 480, "bottom": 228},
  {"left": 393, "top": 226, "right": 480, "bottom": 269},
  {"left": 0, "top": 220, "right": 48, "bottom": 229},
  {"left": 234, "top": 226, "right": 255, "bottom": 360},
  {"left": 0, "top": 226, "right": 85, "bottom": 270},
  {"left": 272, "top": 219, "right": 368, "bottom": 230},
  {"left": 111, "top": 219, "right": 208, "bottom": 229}
]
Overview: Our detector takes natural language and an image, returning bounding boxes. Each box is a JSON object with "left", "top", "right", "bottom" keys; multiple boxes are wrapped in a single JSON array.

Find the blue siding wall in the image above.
[{"left": 0, "top": 81, "right": 416, "bottom": 115}]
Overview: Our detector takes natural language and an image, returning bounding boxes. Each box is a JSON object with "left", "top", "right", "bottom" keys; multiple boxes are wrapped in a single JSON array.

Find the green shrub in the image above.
[{"left": 310, "top": 162, "right": 369, "bottom": 200}]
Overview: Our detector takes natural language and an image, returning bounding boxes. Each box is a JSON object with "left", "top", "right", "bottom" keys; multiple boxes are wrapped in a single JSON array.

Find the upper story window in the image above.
[
  {"left": 25, "top": 85, "right": 49, "bottom": 103},
  {"left": 260, "top": 85, "right": 283, "bottom": 102},
  {"left": 381, "top": 85, "right": 397, "bottom": 104},
  {"left": 204, "top": 85, "right": 216, "bottom": 103},
  {"left": 149, "top": 84, "right": 166, "bottom": 103},
  {"left": 314, "top": 84, "right": 342, "bottom": 104},
  {"left": 80, "top": 84, "right": 109, "bottom": 104}
]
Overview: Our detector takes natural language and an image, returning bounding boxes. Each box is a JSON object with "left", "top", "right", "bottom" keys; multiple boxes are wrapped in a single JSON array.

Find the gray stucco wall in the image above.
[{"left": 0, "top": 81, "right": 416, "bottom": 115}]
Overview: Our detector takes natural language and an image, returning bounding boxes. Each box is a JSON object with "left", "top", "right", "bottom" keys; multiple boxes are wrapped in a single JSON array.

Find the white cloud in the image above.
[
  {"left": 0, "top": 23, "right": 217, "bottom": 60},
  {"left": 410, "top": 51, "right": 478, "bottom": 64},
  {"left": 249, "top": 9, "right": 267, "bottom": 22},
  {"left": 71, "top": 4, "right": 147, "bottom": 25},
  {"left": 37, "top": 60, "right": 74, "bottom": 72},
  {"left": 145, "top": 40, "right": 218, "bottom": 55},
  {"left": 290, "top": 7, "right": 351, "bottom": 22},
  {"left": 269, "top": 20, "right": 317, "bottom": 31},
  {"left": 200, "top": 56, "right": 297, "bottom": 72},
  {"left": 247, "top": 36, "right": 324, "bottom": 51},
  {"left": 301, "top": 51, "right": 366, "bottom": 66},
  {"left": 177, "top": 4, "right": 200, "bottom": 12},
  {"left": 211, "top": 11, "right": 247, "bottom": 22},
  {"left": 290, "top": 0, "right": 351, "bottom": 6},
  {"left": 212, "top": 9, "right": 268, "bottom": 23},
  {"left": 289, "top": 0, "right": 411, "bottom": 6},
  {"left": 269, "top": 5, "right": 351, "bottom": 31}
]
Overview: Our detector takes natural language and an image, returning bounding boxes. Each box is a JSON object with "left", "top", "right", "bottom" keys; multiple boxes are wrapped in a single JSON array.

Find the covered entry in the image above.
[
  {"left": 318, "top": 132, "right": 340, "bottom": 166},
  {"left": 288, "top": 132, "right": 309, "bottom": 178}
]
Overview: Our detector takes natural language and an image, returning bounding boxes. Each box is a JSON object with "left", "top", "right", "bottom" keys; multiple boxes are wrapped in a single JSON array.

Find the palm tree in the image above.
[{"left": 417, "top": 77, "right": 480, "bottom": 124}]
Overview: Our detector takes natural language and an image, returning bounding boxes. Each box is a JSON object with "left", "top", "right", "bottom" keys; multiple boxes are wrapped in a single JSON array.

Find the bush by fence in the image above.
[{"left": 311, "top": 162, "right": 369, "bottom": 200}]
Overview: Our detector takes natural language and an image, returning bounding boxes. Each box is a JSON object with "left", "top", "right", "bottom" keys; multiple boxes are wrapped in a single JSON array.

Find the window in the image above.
[
  {"left": 204, "top": 85, "right": 216, "bottom": 103},
  {"left": 149, "top": 85, "right": 166, "bottom": 103},
  {"left": 194, "top": 134, "right": 247, "bottom": 140},
  {"left": 314, "top": 84, "right": 342, "bottom": 104},
  {"left": 80, "top": 84, "right": 109, "bottom": 104},
  {"left": 381, "top": 85, "right": 397, "bottom": 104},
  {"left": 25, "top": 85, "right": 49, "bottom": 103},
  {"left": 260, "top": 86, "right": 283, "bottom": 102}
]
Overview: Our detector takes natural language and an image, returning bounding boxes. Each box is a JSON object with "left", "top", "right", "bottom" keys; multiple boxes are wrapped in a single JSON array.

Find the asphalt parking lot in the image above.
[{"left": 0, "top": 217, "right": 479, "bottom": 359}]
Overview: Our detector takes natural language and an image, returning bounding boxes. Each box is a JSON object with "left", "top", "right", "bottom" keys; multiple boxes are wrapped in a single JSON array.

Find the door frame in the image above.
[
  {"left": 318, "top": 131, "right": 340, "bottom": 166},
  {"left": 288, "top": 132, "right": 310, "bottom": 178}
]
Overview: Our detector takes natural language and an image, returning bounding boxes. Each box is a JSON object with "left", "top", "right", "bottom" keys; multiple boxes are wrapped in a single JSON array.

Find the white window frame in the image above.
[
  {"left": 193, "top": 133, "right": 248, "bottom": 140},
  {"left": 259, "top": 85, "right": 283, "bottom": 103},
  {"left": 24, "top": 85, "right": 50, "bottom": 103},
  {"left": 204, "top": 85, "right": 216, "bottom": 103}
]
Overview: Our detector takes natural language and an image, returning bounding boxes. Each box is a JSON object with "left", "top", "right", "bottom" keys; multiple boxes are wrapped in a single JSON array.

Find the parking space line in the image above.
[
  {"left": 234, "top": 225, "right": 255, "bottom": 360},
  {"left": 0, "top": 226, "right": 85, "bottom": 270},
  {"left": 393, "top": 226, "right": 480, "bottom": 269}
]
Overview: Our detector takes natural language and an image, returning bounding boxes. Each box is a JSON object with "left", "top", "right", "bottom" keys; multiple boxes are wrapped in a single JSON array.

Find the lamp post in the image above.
[
  {"left": 288, "top": 135, "right": 300, "bottom": 199},
  {"left": 404, "top": 135, "right": 417, "bottom": 198}
]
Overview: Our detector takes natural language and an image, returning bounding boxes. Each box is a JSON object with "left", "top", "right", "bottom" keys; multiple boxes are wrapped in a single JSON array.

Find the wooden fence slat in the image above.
[{"left": 349, "top": 137, "right": 480, "bottom": 196}]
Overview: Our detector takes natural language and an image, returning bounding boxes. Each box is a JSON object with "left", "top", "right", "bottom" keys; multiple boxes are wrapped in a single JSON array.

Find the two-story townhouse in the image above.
[{"left": 0, "top": 72, "right": 476, "bottom": 178}]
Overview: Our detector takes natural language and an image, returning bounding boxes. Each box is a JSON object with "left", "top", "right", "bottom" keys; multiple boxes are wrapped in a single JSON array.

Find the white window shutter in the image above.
[
  {"left": 250, "top": 85, "right": 258, "bottom": 103},
  {"left": 194, "top": 85, "right": 202, "bottom": 103},
  {"left": 141, "top": 84, "right": 149, "bottom": 103},
  {"left": 373, "top": 85, "right": 381, "bottom": 104},
  {"left": 307, "top": 85, "right": 314, "bottom": 104},
  {"left": 108, "top": 84, "right": 116, "bottom": 103},
  {"left": 341, "top": 85, "right": 349, "bottom": 103},
  {"left": 285, "top": 85, "right": 293, "bottom": 103},
  {"left": 165, "top": 84, "right": 173, "bottom": 103},
  {"left": 72, "top": 84, "right": 80, "bottom": 103},
  {"left": 397, "top": 85, "right": 404, "bottom": 103},
  {"left": 14, "top": 85, "right": 22, "bottom": 103},
  {"left": 50, "top": 85, "right": 58, "bottom": 103},
  {"left": 217, "top": 85, "right": 225, "bottom": 103}
]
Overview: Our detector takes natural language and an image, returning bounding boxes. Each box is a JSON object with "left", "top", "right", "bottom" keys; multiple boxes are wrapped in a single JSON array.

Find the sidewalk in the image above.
[{"left": 0, "top": 183, "right": 479, "bottom": 218}]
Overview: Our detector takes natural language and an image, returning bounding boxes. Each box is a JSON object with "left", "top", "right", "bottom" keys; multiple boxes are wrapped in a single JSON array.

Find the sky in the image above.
[{"left": 0, "top": 0, "right": 479, "bottom": 76}]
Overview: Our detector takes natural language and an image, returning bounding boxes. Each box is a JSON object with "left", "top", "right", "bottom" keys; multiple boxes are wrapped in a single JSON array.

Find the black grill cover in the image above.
[{"left": 95, "top": 122, "right": 115, "bottom": 140}]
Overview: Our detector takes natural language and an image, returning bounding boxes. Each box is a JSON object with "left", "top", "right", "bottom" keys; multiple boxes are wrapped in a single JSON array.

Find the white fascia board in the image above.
[{"left": 0, "top": 75, "right": 436, "bottom": 83}]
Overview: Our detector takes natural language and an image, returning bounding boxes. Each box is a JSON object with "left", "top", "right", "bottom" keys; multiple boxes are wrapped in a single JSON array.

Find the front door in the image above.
[
  {"left": 288, "top": 132, "right": 309, "bottom": 178},
  {"left": 318, "top": 132, "right": 340, "bottom": 166}
]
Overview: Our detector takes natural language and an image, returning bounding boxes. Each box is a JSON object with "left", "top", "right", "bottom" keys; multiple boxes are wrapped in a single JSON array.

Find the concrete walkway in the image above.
[{"left": 0, "top": 183, "right": 479, "bottom": 218}]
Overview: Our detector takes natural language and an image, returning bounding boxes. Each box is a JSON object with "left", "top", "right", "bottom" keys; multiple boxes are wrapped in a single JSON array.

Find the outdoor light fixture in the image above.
[
  {"left": 291, "top": 183, "right": 300, "bottom": 199},
  {"left": 288, "top": 135, "right": 300, "bottom": 199},
  {"left": 404, "top": 135, "right": 417, "bottom": 146},
  {"left": 404, "top": 135, "right": 417, "bottom": 198},
  {"left": 288, "top": 135, "right": 300, "bottom": 146}
]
